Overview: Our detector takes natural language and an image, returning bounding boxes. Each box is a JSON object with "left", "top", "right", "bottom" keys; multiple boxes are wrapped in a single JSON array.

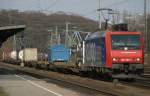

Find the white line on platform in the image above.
[{"left": 15, "top": 75, "right": 63, "bottom": 96}]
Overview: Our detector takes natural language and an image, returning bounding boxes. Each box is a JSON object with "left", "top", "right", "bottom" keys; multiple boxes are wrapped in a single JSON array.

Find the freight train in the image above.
[
  {"left": 0, "top": 29, "right": 144, "bottom": 79},
  {"left": 1, "top": 48, "right": 38, "bottom": 65},
  {"left": 1, "top": 45, "right": 70, "bottom": 67}
]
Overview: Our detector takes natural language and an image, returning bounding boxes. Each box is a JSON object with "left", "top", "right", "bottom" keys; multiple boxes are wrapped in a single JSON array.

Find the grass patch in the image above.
[{"left": 0, "top": 87, "right": 8, "bottom": 96}]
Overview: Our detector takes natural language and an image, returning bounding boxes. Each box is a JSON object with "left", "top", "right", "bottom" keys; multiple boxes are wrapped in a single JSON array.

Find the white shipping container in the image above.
[
  {"left": 19, "top": 48, "right": 38, "bottom": 61},
  {"left": 10, "top": 51, "right": 17, "bottom": 60}
]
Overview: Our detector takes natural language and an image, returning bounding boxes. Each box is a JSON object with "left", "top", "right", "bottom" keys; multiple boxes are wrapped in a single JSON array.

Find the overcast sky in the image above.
[{"left": 0, "top": 0, "right": 149, "bottom": 21}]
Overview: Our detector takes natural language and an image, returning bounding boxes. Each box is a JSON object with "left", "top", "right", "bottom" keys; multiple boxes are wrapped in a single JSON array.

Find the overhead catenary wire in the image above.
[
  {"left": 104, "top": 0, "right": 131, "bottom": 8},
  {"left": 81, "top": 0, "right": 131, "bottom": 17},
  {"left": 41, "top": 0, "right": 61, "bottom": 12}
]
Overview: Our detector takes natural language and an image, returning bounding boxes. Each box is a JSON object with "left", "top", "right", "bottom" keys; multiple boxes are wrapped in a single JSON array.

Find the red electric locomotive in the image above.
[
  {"left": 83, "top": 24, "right": 144, "bottom": 79},
  {"left": 105, "top": 31, "right": 144, "bottom": 78}
]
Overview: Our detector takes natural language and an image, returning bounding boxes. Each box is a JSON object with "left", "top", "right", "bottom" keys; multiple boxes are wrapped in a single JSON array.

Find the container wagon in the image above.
[
  {"left": 48, "top": 44, "right": 70, "bottom": 63},
  {"left": 19, "top": 48, "right": 38, "bottom": 66}
]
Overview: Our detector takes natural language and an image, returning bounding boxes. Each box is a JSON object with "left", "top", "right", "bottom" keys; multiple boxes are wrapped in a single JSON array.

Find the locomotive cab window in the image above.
[{"left": 111, "top": 35, "right": 140, "bottom": 50}]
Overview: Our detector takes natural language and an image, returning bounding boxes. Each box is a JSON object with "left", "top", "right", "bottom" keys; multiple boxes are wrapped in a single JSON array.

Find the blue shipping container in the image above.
[{"left": 48, "top": 44, "right": 70, "bottom": 62}]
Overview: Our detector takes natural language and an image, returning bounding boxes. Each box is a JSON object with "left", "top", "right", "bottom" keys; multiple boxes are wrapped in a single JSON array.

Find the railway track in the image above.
[
  {"left": 25, "top": 73, "right": 119, "bottom": 96},
  {"left": 142, "top": 66, "right": 150, "bottom": 78},
  {"left": 119, "top": 66, "right": 150, "bottom": 88},
  {"left": 120, "top": 76, "right": 150, "bottom": 89},
  {"left": 135, "top": 77, "right": 150, "bottom": 87},
  {"left": 144, "top": 66, "right": 150, "bottom": 73},
  {"left": 0, "top": 62, "right": 125, "bottom": 96},
  {"left": 120, "top": 65, "right": 150, "bottom": 88},
  {"left": 142, "top": 74, "right": 150, "bottom": 78},
  {"left": 1, "top": 62, "right": 150, "bottom": 96}
]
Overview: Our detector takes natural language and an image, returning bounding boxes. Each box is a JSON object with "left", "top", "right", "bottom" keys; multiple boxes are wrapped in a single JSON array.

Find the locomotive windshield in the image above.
[{"left": 111, "top": 35, "right": 140, "bottom": 50}]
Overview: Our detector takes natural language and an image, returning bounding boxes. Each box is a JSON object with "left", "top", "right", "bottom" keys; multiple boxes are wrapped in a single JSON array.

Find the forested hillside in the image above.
[
  {"left": 0, "top": 10, "right": 98, "bottom": 52},
  {"left": 0, "top": 9, "right": 150, "bottom": 52}
]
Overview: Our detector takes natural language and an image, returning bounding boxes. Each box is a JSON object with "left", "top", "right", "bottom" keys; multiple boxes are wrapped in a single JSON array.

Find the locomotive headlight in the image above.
[
  {"left": 136, "top": 58, "right": 140, "bottom": 61},
  {"left": 112, "top": 58, "right": 117, "bottom": 61}
]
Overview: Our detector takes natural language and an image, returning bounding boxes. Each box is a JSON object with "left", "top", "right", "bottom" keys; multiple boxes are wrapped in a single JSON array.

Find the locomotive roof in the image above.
[
  {"left": 109, "top": 31, "right": 141, "bottom": 35},
  {"left": 85, "top": 31, "right": 142, "bottom": 41},
  {"left": 85, "top": 31, "right": 105, "bottom": 40}
]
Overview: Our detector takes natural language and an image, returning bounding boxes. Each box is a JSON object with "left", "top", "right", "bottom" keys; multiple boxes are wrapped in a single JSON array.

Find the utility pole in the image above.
[
  {"left": 8, "top": 12, "right": 12, "bottom": 25},
  {"left": 116, "top": 11, "right": 120, "bottom": 24},
  {"left": 144, "top": 0, "right": 147, "bottom": 53},
  {"left": 8, "top": 12, "right": 16, "bottom": 51},
  {"left": 108, "top": 10, "right": 118, "bottom": 25},
  {"left": 55, "top": 26, "right": 58, "bottom": 44},
  {"left": 38, "top": 0, "right": 42, "bottom": 12},
  {"left": 50, "top": 31, "right": 53, "bottom": 46},
  {"left": 20, "top": 28, "right": 24, "bottom": 67},
  {"left": 13, "top": 35, "right": 16, "bottom": 51},
  {"left": 97, "top": 8, "right": 113, "bottom": 30},
  {"left": 58, "top": 34, "right": 61, "bottom": 44},
  {"left": 144, "top": 0, "right": 148, "bottom": 65},
  {"left": 65, "top": 22, "right": 70, "bottom": 47},
  {"left": 98, "top": 0, "right": 101, "bottom": 30},
  {"left": 47, "top": 29, "right": 53, "bottom": 47}
]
